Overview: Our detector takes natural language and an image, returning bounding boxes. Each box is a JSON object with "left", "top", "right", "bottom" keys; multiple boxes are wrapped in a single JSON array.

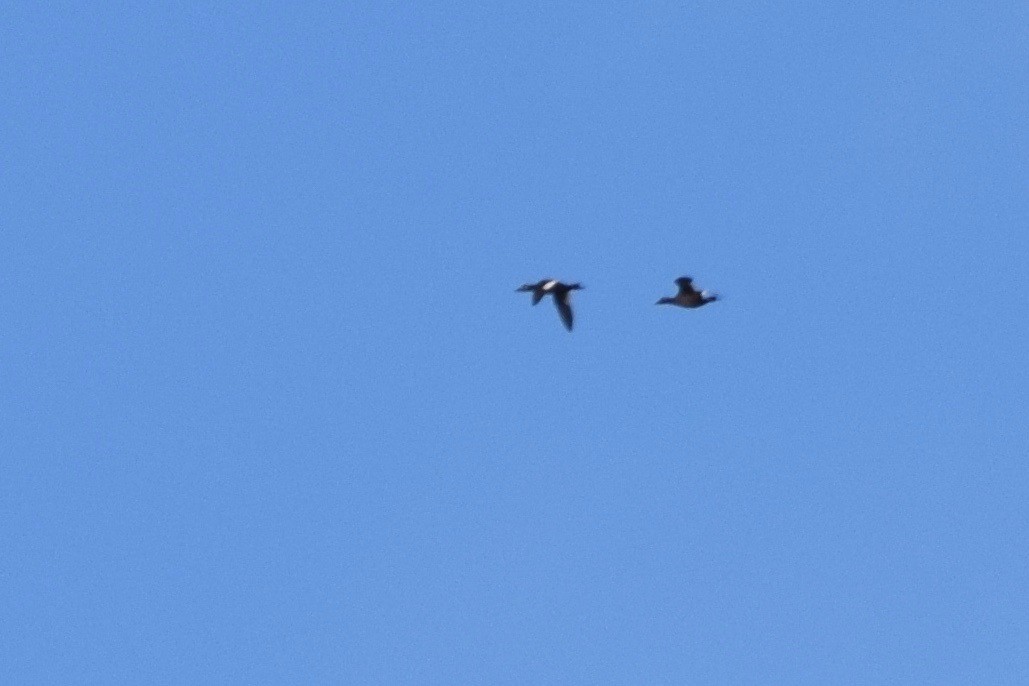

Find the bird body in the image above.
[
  {"left": 517, "top": 279, "right": 582, "bottom": 331},
  {"left": 656, "top": 276, "right": 718, "bottom": 308}
]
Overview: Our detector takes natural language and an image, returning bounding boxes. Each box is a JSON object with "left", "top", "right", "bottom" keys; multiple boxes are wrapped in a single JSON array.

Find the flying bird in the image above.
[
  {"left": 656, "top": 276, "right": 718, "bottom": 308},
  {"left": 516, "top": 279, "right": 583, "bottom": 331}
]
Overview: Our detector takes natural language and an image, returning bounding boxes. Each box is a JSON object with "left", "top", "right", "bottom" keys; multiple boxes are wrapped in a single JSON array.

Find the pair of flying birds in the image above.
[{"left": 517, "top": 276, "right": 718, "bottom": 331}]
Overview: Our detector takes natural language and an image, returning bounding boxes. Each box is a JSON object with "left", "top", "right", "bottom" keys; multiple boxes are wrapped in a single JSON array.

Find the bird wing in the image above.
[
  {"left": 531, "top": 289, "right": 546, "bottom": 305},
  {"left": 553, "top": 293, "right": 574, "bottom": 331},
  {"left": 675, "top": 277, "right": 699, "bottom": 296}
]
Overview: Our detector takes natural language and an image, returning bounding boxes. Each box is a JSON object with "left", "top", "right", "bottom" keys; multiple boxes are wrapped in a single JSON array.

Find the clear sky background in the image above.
[{"left": 3, "top": 2, "right": 1026, "bottom": 683}]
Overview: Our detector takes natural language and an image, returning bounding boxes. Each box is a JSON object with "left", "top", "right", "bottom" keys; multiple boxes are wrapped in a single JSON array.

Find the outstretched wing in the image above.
[
  {"left": 517, "top": 283, "right": 547, "bottom": 305},
  {"left": 553, "top": 293, "right": 574, "bottom": 331},
  {"left": 675, "top": 276, "right": 699, "bottom": 296}
]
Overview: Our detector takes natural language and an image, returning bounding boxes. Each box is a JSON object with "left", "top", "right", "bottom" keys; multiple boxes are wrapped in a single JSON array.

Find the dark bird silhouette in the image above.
[
  {"left": 516, "top": 279, "right": 583, "bottom": 331},
  {"left": 656, "top": 276, "right": 718, "bottom": 308}
]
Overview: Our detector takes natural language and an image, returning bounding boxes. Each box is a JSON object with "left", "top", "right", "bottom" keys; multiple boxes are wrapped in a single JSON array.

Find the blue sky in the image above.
[{"left": 2, "top": 2, "right": 1026, "bottom": 683}]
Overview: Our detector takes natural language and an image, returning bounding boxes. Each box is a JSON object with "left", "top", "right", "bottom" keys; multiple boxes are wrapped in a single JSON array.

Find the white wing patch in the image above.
[{"left": 542, "top": 280, "right": 558, "bottom": 290}]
